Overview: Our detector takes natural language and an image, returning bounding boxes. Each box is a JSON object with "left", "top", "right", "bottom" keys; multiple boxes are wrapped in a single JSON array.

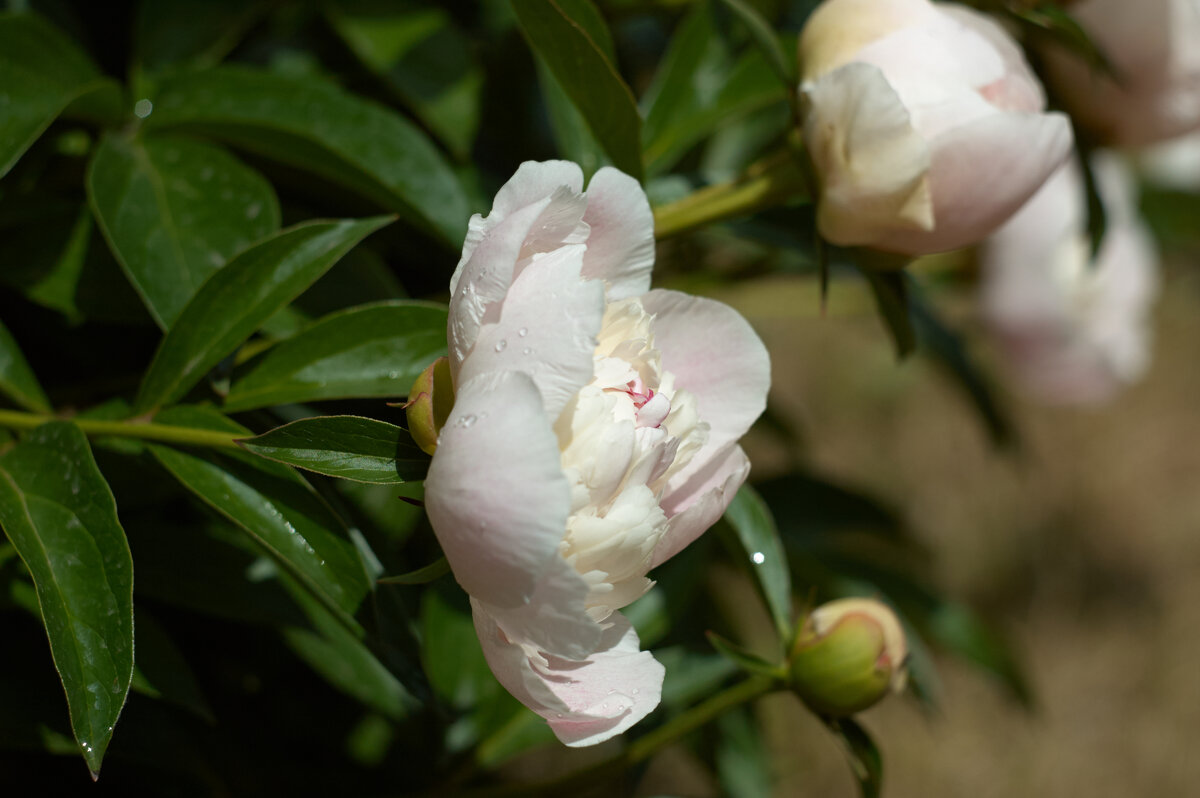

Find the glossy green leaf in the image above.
[
  {"left": 641, "top": 5, "right": 787, "bottom": 176},
  {"left": 706, "top": 630, "right": 784, "bottom": 678},
  {"left": 326, "top": 0, "right": 482, "bottom": 160},
  {"left": 511, "top": 0, "right": 643, "bottom": 179},
  {"left": 224, "top": 300, "right": 447, "bottom": 411},
  {"left": 377, "top": 556, "right": 448, "bottom": 586},
  {"left": 0, "top": 316, "right": 50, "bottom": 412},
  {"left": 724, "top": 485, "right": 792, "bottom": 640},
  {"left": 148, "top": 407, "right": 371, "bottom": 634},
  {"left": 88, "top": 133, "right": 281, "bottom": 329},
  {"left": 239, "top": 415, "right": 430, "bottom": 485},
  {"left": 0, "top": 13, "right": 120, "bottom": 178},
  {"left": 0, "top": 422, "right": 133, "bottom": 777},
  {"left": 134, "top": 216, "right": 392, "bottom": 414},
  {"left": 145, "top": 66, "right": 470, "bottom": 245},
  {"left": 828, "top": 717, "right": 883, "bottom": 798}
]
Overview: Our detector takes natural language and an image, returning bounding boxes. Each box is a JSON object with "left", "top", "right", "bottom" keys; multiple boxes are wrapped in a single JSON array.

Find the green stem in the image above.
[
  {"left": 459, "top": 674, "right": 778, "bottom": 797},
  {"left": 0, "top": 408, "right": 242, "bottom": 450},
  {"left": 653, "top": 151, "right": 810, "bottom": 240}
]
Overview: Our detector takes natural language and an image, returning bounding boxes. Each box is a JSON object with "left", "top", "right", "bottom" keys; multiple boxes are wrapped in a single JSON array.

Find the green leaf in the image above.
[
  {"left": 148, "top": 407, "right": 372, "bottom": 634},
  {"left": 723, "top": 485, "right": 792, "bottom": 640},
  {"left": 716, "top": 0, "right": 797, "bottom": 89},
  {"left": 377, "top": 556, "right": 448, "bottom": 586},
  {"left": 224, "top": 300, "right": 447, "bottom": 411},
  {"left": 926, "top": 600, "right": 1032, "bottom": 707},
  {"left": 706, "top": 630, "right": 784, "bottom": 678},
  {"left": 145, "top": 65, "right": 470, "bottom": 245},
  {"left": 134, "top": 216, "right": 393, "bottom": 414},
  {"left": 909, "top": 286, "right": 1016, "bottom": 448},
  {"left": 716, "top": 708, "right": 773, "bottom": 798},
  {"left": 858, "top": 266, "right": 916, "bottom": 359},
  {"left": 0, "top": 422, "right": 133, "bottom": 777},
  {"left": 326, "top": 0, "right": 482, "bottom": 161},
  {"left": 0, "top": 12, "right": 120, "bottom": 178},
  {"left": 280, "top": 575, "right": 420, "bottom": 722},
  {"left": 828, "top": 717, "right": 883, "bottom": 798},
  {"left": 87, "top": 133, "right": 281, "bottom": 329},
  {"left": 129, "top": 608, "right": 214, "bottom": 723},
  {"left": 642, "top": 12, "right": 787, "bottom": 177},
  {"left": 511, "top": 0, "right": 643, "bottom": 179},
  {"left": 0, "top": 316, "right": 50, "bottom": 412},
  {"left": 535, "top": 55, "right": 609, "bottom": 179},
  {"left": 239, "top": 415, "right": 430, "bottom": 485},
  {"left": 135, "top": 0, "right": 266, "bottom": 76}
]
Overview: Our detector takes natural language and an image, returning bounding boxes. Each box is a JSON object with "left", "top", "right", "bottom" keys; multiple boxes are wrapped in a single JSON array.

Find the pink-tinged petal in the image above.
[
  {"left": 472, "top": 605, "right": 665, "bottom": 747},
  {"left": 882, "top": 109, "right": 1073, "bottom": 254},
  {"left": 459, "top": 244, "right": 606, "bottom": 421},
  {"left": 456, "top": 161, "right": 585, "bottom": 270},
  {"left": 425, "top": 370, "right": 569, "bottom": 609},
  {"left": 448, "top": 198, "right": 555, "bottom": 373},
  {"left": 653, "top": 443, "right": 749, "bottom": 568},
  {"left": 641, "top": 289, "right": 770, "bottom": 455},
  {"left": 479, "top": 553, "right": 602, "bottom": 661},
  {"left": 803, "top": 63, "right": 935, "bottom": 247},
  {"left": 581, "top": 167, "right": 655, "bottom": 300}
]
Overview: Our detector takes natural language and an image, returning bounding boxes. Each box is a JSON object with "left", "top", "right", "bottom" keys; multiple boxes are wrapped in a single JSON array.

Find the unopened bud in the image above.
[
  {"left": 788, "top": 598, "right": 908, "bottom": 717},
  {"left": 405, "top": 357, "right": 454, "bottom": 455}
]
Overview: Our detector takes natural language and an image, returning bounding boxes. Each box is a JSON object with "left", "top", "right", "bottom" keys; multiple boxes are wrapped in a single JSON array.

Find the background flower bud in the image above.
[
  {"left": 789, "top": 598, "right": 908, "bottom": 717},
  {"left": 1042, "top": 0, "right": 1200, "bottom": 147},
  {"left": 405, "top": 356, "right": 454, "bottom": 455},
  {"left": 800, "top": 0, "right": 1073, "bottom": 255}
]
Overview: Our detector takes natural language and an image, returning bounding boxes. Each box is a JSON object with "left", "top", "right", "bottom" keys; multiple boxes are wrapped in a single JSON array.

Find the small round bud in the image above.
[
  {"left": 788, "top": 598, "right": 908, "bottom": 717},
  {"left": 405, "top": 357, "right": 454, "bottom": 455}
]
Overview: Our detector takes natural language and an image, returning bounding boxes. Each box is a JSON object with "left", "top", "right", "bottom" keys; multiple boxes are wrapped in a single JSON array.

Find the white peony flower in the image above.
[
  {"left": 423, "top": 161, "right": 771, "bottom": 746},
  {"left": 800, "top": 0, "right": 1073, "bottom": 255}
]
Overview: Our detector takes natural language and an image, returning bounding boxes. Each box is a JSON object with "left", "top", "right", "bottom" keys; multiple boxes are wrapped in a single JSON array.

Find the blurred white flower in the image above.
[
  {"left": 980, "top": 154, "right": 1159, "bottom": 404},
  {"left": 1138, "top": 129, "right": 1200, "bottom": 191},
  {"left": 799, "top": 0, "right": 1073, "bottom": 255},
  {"left": 1043, "top": 0, "right": 1200, "bottom": 147}
]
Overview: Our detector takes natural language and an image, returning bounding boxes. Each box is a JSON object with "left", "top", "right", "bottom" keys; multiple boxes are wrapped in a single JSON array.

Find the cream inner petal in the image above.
[{"left": 554, "top": 297, "right": 710, "bottom": 622}]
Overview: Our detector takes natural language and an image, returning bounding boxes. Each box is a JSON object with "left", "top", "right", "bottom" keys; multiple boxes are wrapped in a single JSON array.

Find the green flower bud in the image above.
[
  {"left": 788, "top": 598, "right": 908, "bottom": 717},
  {"left": 405, "top": 357, "right": 454, "bottom": 455}
]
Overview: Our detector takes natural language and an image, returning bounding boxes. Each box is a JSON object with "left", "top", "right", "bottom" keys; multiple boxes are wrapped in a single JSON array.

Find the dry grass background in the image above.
[{"left": 647, "top": 256, "right": 1200, "bottom": 797}]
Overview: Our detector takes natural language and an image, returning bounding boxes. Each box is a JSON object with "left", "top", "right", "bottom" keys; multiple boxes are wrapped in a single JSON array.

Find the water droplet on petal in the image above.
[
  {"left": 459, "top": 414, "right": 477, "bottom": 428},
  {"left": 494, "top": 339, "right": 507, "bottom": 352},
  {"left": 522, "top": 347, "right": 532, "bottom": 355},
  {"left": 518, "top": 327, "right": 528, "bottom": 337},
  {"left": 631, "top": 688, "right": 640, "bottom": 695}
]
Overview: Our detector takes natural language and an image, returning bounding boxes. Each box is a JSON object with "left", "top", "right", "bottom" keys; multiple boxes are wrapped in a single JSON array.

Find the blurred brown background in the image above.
[{"left": 647, "top": 255, "right": 1200, "bottom": 796}]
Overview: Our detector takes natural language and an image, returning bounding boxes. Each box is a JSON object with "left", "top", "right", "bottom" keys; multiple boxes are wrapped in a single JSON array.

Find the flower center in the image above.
[{"left": 553, "top": 297, "right": 709, "bottom": 622}]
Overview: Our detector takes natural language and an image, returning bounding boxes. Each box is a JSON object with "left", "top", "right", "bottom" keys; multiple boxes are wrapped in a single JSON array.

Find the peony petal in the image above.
[
  {"left": 459, "top": 244, "right": 606, "bottom": 421},
  {"left": 477, "top": 551, "right": 602, "bottom": 661},
  {"left": 799, "top": 0, "right": 940, "bottom": 81},
  {"left": 804, "top": 62, "right": 935, "bottom": 247},
  {"left": 425, "top": 370, "right": 569, "bottom": 609},
  {"left": 641, "top": 289, "right": 770, "bottom": 456},
  {"left": 580, "top": 167, "right": 655, "bottom": 300},
  {"left": 653, "top": 442, "right": 750, "bottom": 568},
  {"left": 472, "top": 605, "right": 665, "bottom": 747},
  {"left": 455, "top": 160, "right": 585, "bottom": 273},
  {"left": 883, "top": 108, "right": 1073, "bottom": 254}
]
